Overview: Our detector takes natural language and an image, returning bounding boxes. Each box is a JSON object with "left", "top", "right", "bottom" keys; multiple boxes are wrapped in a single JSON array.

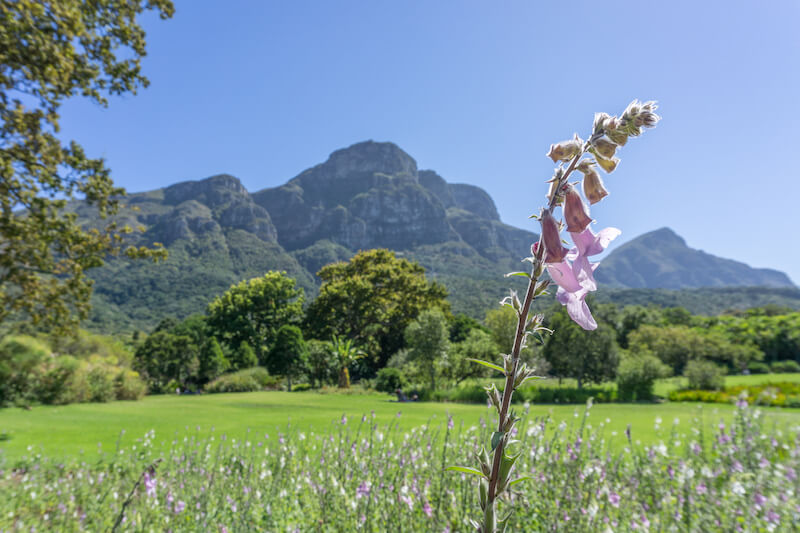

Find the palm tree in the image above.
[{"left": 331, "top": 335, "right": 365, "bottom": 389}]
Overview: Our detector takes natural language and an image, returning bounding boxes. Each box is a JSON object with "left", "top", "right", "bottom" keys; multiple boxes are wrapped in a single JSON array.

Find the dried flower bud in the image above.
[
  {"left": 593, "top": 112, "right": 612, "bottom": 135},
  {"left": 593, "top": 153, "right": 619, "bottom": 173},
  {"left": 540, "top": 210, "right": 569, "bottom": 263},
  {"left": 619, "top": 100, "right": 660, "bottom": 136},
  {"left": 582, "top": 167, "right": 609, "bottom": 205},
  {"left": 546, "top": 134, "right": 583, "bottom": 163},
  {"left": 591, "top": 136, "right": 618, "bottom": 159},
  {"left": 564, "top": 184, "right": 593, "bottom": 233}
]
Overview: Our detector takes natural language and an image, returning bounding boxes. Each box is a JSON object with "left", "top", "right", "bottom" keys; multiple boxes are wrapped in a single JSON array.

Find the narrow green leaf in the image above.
[
  {"left": 445, "top": 466, "right": 486, "bottom": 478},
  {"left": 520, "top": 375, "right": 544, "bottom": 386},
  {"left": 491, "top": 431, "right": 504, "bottom": 451},
  {"left": 508, "top": 476, "right": 532, "bottom": 487},
  {"left": 466, "top": 358, "right": 506, "bottom": 374},
  {"left": 504, "top": 271, "right": 531, "bottom": 279}
]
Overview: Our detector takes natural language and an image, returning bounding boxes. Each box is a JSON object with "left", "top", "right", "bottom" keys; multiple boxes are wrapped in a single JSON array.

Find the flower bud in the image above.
[
  {"left": 540, "top": 210, "right": 569, "bottom": 264},
  {"left": 594, "top": 154, "right": 619, "bottom": 173},
  {"left": 582, "top": 167, "right": 609, "bottom": 205},
  {"left": 546, "top": 134, "right": 583, "bottom": 163},
  {"left": 591, "top": 136, "right": 618, "bottom": 159},
  {"left": 564, "top": 184, "right": 593, "bottom": 233}
]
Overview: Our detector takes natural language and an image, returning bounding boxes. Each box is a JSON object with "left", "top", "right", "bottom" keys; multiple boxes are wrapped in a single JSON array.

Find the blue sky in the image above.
[{"left": 60, "top": 0, "right": 800, "bottom": 284}]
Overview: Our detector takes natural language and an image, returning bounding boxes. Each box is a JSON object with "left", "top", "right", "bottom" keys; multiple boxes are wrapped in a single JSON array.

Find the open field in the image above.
[{"left": 3, "top": 387, "right": 800, "bottom": 462}]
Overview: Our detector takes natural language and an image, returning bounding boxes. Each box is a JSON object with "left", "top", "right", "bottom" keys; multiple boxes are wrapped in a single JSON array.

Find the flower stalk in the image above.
[{"left": 449, "top": 100, "right": 659, "bottom": 532}]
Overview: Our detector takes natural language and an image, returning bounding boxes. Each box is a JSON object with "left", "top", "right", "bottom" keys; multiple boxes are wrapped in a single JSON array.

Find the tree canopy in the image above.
[
  {"left": 0, "top": 0, "right": 173, "bottom": 332},
  {"left": 304, "top": 249, "right": 449, "bottom": 370},
  {"left": 206, "top": 271, "right": 304, "bottom": 362}
]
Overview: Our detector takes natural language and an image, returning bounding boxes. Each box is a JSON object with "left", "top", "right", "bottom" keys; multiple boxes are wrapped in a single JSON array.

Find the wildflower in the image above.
[
  {"left": 608, "top": 492, "right": 621, "bottom": 507},
  {"left": 423, "top": 500, "right": 433, "bottom": 517},
  {"left": 540, "top": 211, "right": 569, "bottom": 263},
  {"left": 143, "top": 472, "right": 156, "bottom": 498},
  {"left": 547, "top": 134, "right": 583, "bottom": 163},
  {"left": 563, "top": 184, "right": 593, "bottom": 233},
  {"left": 174, "top": 500, "right": 185, "bottom": 514},
  {"left": 577, "top": 161, "right": 609, "bottom": 205}
]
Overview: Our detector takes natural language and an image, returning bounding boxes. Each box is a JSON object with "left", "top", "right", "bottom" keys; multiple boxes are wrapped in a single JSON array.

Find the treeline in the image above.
[{"left": 5, "top": 248, "right": 800, "bottom": 406}]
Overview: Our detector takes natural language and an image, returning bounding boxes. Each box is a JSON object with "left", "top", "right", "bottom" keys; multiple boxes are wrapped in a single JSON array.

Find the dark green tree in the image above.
[
  {"left": 405, "top": 308, "right": 450, "bottom": 391},
  {"left": 133, "top": 331, "right": 199, "bottom": 392},
  {"left": 268, "top": 325, "right": 308, "bottom": 391},
  {"left": 330, "top": 335, "right": 365, "bottom": 389},
  {"left": 198, "top": 337, "right": 229, "bottom": 383},
  {"left": 448, "top": 313, "right": 486, "bottom": 343},
  {"left": 206, "top": 272, "right": 304, "bottom": 364},
  {"left": 230, "top": 341, "right": 258, "bottom": 371},
  {"left": 543, "top": 306, "right": 619, "bottom": 389},
  {"left": 305, "top": 339, "right": 335, "bottom": 388},
  {"left": 0, "top": 0, "right": 173, "bottom": 332},
  {"left": 305, "top": 249, "right": 449, "bottom": 370}
]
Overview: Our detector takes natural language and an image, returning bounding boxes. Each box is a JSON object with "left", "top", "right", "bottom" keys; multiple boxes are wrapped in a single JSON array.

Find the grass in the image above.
[{"left": 3, "top": 388, "right": 800, "bottom": 462}]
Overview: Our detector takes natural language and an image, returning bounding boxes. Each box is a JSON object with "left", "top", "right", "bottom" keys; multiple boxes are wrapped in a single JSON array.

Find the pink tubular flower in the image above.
[{"left": 545, "top": 226, "right": 620, "bottom": 331}]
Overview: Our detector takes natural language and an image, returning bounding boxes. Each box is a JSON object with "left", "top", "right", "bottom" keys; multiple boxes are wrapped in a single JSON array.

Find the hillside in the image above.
[{"left": 74, "top": 141, "right": 796, "bottom": 332}]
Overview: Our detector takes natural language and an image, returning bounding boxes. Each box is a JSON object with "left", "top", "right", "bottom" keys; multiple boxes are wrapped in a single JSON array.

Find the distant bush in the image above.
[
  {"left": 771, "top": 360, "right": 800, "bottom": 373},
  {"left": 375, "top": 368, "right": 407, "bottom": 393},
  {"left": 290, "top": 383, "right": 312, "bottom": 392},
  {"left": 616, "top": 351, "right": 671, "bottom": 401},
  {"left": 684, "top": 359, "right": 725, "bottom": 391},
  {"left": 670, "top": 381, "right": 800, "bottom": 408},
  {"left": 204, "top": 367, "right": 280, "bottom": 394},
  {"left": 0, "top": 335, "right": 49, "bottom": 406},
  {"left": 747, "top": 361, "right": 770, "bottom": 374},
  {"left": 114, "top": 369, "right": 147, "bottom": 401}
]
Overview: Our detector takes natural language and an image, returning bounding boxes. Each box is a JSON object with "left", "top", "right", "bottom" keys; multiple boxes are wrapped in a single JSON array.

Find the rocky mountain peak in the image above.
[
  {"left": 321, "top": 140, "right": 418, "bottom": 179},
  {"left": 164, "top": 174, "right": 249, "bottom": 207}
]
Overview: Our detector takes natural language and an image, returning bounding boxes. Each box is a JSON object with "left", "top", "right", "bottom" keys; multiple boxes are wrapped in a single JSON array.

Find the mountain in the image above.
[
  {"left": 596, "top": 228, "right": 795, "bottom": 289},
  {"left": 80, "top": 142, "right": 537, "bottom": 331},
  {"left": 73, "top": 142, "right": 796, "bottom": 332}
]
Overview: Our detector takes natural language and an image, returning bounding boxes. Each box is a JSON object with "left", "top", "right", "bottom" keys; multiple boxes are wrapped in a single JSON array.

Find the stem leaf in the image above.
[
  {"left": 466, "top": 358, "right": 506, "bottom": 374},
  {"left": 491, "top": 431, "right": 504, "bottom": 451},
  {"left": 508, "top": 476, "right": 533, "bottom": 487},
  {"left": 504, "top": 271, "right": 531, "bottom": 279},
  {"left": 445, "top": 466, "right": 486, "bottom": 478}
]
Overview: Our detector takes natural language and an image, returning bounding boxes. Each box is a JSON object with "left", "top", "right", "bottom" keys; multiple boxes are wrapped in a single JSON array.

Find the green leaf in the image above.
[
  {"left": 491, "top": 431, "right": 504, "bottom": 451},
  {"left": 508, "top": 476, "right": 533, "bottom": 487},
  {"left": 504, "top": 271, "right": 531, "bottom": 279},
  {"left": 520, "top": 375, "right": 544, "bottom": 386},
  {"left": 466, "top": 358, "right": 506, "bottom": 374},
  {"left": 445, "top": 466, "right": 486, "bottom": 478}
]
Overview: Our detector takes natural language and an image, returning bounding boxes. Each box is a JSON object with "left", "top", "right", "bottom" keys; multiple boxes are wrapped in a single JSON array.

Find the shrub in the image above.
[
  {"left": 771, "top": 360, "right": 800, "bottom": 373},
  {"left": 0, "top": 335, "right": 50, "bottom": 406},
  {"left": 114, "top": 369, "right": 148, "bottom": 401},
  {"left": 36, "top": 355, "right": 82, "bottom": 405},
  {"left": 290, "top": 383, "right": 312, "bottom": 392},
  {"left": 684, "top": 359, "right": 725, "bottom": 390},
  {"left": 616, "top": 351, "right": 671, "bottom": 401},
  {"left": 375, "top": 367, "right": 407, "bottom": 393},
  {"left": 747, "top": 361, "right": 770, "bottom": 374},
  {"left": 204, "top": 367, "right": 280, "bottom": 394},
  {"left": 86, "top": 364, "right": 116, "bottom": 403}
]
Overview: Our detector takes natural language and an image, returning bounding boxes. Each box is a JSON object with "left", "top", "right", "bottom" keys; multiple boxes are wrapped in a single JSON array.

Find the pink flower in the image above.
[{"left": 545, "top": 226, "right": 620, "bottom": 331}]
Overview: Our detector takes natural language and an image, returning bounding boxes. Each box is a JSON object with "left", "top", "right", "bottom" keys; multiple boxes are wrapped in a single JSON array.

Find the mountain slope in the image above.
[
  {"left": 596, "top": 228, "right": 795, "bottom": 289},
  {"left": 72, "top": 143, "right": 795, "bottom": 332}
]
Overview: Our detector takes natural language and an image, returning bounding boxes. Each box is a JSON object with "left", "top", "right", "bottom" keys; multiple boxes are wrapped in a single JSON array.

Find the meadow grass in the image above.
[{"left": 3, "top": 388, "right": 800, "bottom": 462}]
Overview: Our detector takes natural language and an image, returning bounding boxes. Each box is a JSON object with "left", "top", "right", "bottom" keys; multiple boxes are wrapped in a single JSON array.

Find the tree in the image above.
[
  {"left": 0, "top": 0, "right": 173, "bottom": 332},
  {"left": 198, "top": 337, "right": 229, "bottom": 382},
  {"left": 446, "top": 328, "right": 497, "bottom": 385},
  {"left": 405, "top": 308, "right": 450, "bottom": 391},
  {"left": 268, "top": 325, "right": 308, "bottom": 391},
  {"left": 305, "top": 249, "right": 449, "bottom": 370},
  {"left": 206, "top": 272, "right": 304, "bottom": 363},
  {"left": 229, "top": 341, "right": 258, "bottom": 371},
  {"left": 483, "top": 306, "right": 536, "bottom": 359},
  {"left": 449, "top": 313, "right": 485, "bottom": 343},
  {"left": 305, "top": 339, "right": 336, "bottom": 388},
  {"left": 330, "top": 335, "right": 365, "bottom": 389},
  {"left": 543, "top": 306, "right": 619, "bottom": 389},
  {"left": 133, "top": 331, "right": 199, "bottom": 392}
]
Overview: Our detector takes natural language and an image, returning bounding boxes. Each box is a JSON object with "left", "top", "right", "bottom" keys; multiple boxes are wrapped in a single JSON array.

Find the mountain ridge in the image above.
[{"left": 71, "top": 141, "right": 795, "bottom": 331}]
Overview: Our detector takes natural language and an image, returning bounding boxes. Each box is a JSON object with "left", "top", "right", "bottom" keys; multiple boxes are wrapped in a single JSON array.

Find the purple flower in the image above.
[
  {"left": 608, "top": 492, "right": 620, "bottom": 507},
  {"left": 447, "top": 415, "right": 454, "bottom": 430},
  {"left": 143, "top": 472, "right": 156, "bottom": 498},
  {"left": 356, "top": 481, "right": 370, "bottom": 499},
  {"left": 423, "top": 500, "right": 433, "bottom": 518},
  {"left": 544, "top": 226, "right": 620, "bottom": 331},
  {"left": 174, "top": 500, "right": 185, "bottom": 514}
]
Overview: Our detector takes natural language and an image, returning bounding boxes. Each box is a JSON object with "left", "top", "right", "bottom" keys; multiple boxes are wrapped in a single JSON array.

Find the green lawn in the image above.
[{"left": 3, "top": 389, "right": 800, "bottom": 462}]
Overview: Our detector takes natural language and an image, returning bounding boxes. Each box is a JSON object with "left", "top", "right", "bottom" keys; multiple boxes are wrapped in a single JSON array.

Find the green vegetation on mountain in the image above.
[{"left": 57, "top": 141, "right": 795, "bottom": 333}]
